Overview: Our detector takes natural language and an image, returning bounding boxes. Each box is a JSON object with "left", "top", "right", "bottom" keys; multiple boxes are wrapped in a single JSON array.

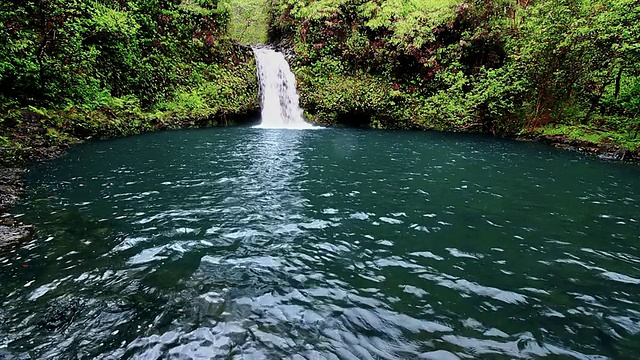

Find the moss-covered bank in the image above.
[{"left": 0, "top": 55, "right": 259, "bottom": 168}]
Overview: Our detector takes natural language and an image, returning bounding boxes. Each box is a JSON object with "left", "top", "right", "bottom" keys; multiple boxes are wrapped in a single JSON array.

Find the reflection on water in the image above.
[{"left": 1, "top": 127, "right": 640, "bottom": 359}]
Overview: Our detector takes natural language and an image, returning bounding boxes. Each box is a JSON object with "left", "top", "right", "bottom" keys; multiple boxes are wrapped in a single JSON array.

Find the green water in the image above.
[{"left": 2, "top": 127, "right": 640, "bottom": 359}]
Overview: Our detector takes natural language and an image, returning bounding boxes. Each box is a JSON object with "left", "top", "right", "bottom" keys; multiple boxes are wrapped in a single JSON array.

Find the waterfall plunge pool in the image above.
[{"left": 2, "top": 126, "right": 640, "bottom": 359}]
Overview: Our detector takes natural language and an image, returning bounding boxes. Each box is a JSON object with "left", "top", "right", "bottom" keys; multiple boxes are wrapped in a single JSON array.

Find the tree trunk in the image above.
[
  {"left": 558, "top": 77, "right": 578, "bottom": 120},
  {"left": 584, "top": 83, "right": 607, "bottom": 124},
  {"left": 614, "top": 67, "right": 623, "bottom": 99}
]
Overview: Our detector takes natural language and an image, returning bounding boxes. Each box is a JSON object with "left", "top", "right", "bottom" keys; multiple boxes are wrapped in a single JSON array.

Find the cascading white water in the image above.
[{"left": 252, "top": 47, "right": 315, "bottom": 129}]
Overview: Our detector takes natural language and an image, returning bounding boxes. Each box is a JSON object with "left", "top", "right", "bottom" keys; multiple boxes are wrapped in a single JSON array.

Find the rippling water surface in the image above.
[{"left": 2, "top": 128, "right": 640, "bottom": 359}]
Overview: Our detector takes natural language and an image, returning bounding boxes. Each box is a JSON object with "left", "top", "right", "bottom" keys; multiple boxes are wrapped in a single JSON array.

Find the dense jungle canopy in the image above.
[{"left": 1, "top": 0, "right": 639, "bottom": 164}]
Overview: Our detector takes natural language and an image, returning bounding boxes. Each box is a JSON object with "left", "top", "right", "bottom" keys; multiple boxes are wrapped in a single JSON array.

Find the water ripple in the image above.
[{"left": 1, "top": 128, "right": 639, "bottom": 359}]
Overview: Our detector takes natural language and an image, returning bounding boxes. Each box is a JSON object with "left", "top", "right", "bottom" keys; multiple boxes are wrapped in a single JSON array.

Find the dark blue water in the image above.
[{"left": 1, "top": 127, "right": 639, "bottom": 359}]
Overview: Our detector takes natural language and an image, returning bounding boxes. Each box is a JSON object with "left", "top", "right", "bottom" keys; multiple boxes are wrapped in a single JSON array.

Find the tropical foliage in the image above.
[
  {"left": 270, "top": 0, "right": 640, "bottom": 148},
  {"left": 0, "top": 0, "right": 260, "bottom": 164}
]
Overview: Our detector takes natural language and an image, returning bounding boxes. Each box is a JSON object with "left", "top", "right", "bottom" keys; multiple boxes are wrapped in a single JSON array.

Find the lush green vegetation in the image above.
[
  {"left": 270, "top": 0, "right": 640, "bottom": 150},
  {"left": 226, "top": 0, "right": 270, "bottom": 44},
  {"left": 1, "top": 0, "right": 639, "bottom": 166},
  {"left": 0, "top": 0, "right": 260, "bottom": 165}
]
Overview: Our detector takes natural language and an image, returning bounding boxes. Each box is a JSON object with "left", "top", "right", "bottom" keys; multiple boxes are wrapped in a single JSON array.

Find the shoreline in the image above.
[
  {"left": 0, "top": 167, "right": 32, "bottom": 251},
  {"left": 0, "top": 109, "right": 261, "bottom": 250},
  {"left": 518, "top": 134, "right": 640, "bottom": 162},
  {"left": 0, "top": 123, "right": 638, "bottom": 249},
  {"left": 0, "top": 139, "right": 72, "bottom": 250}
]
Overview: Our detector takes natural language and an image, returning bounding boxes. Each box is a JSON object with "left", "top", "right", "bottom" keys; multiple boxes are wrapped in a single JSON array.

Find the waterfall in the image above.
[{"left": 252, "top": 47, "right": 315, "bottom": 129}]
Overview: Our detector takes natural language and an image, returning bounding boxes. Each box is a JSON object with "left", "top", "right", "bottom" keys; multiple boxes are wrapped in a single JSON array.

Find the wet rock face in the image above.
[
  {"left": 0, "top": 168, "right": 24, "bottom": 211},
  {"left": 536, "top": 135, "right": 640, "bottom": 162},
  {"left": 0, "top": 224, "right": 33, "bottom": 250},
  {"left": 0, "top": 168, "right": 32, "bottom": 250}
]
